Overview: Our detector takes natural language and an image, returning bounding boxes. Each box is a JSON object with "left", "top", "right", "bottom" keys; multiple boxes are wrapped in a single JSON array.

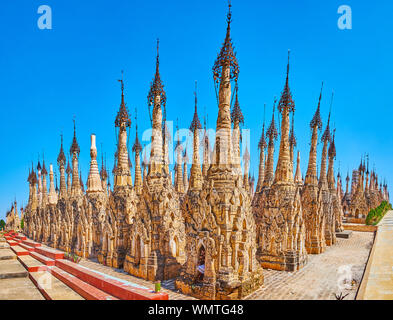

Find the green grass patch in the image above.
[{"left": 366, "top": 201, "right": 392, "bottom": 226}]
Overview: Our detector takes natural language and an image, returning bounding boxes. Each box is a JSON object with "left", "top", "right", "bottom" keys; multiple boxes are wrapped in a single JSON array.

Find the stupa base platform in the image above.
[
  {"left": 259, "top": 252, "right": 307, "bottom": 272},
  {"left": 336, "top": 230, "right": 353, "bottom": 239},
  {"left": 175, "top": 268, "right": 264, "bottom": 300}
]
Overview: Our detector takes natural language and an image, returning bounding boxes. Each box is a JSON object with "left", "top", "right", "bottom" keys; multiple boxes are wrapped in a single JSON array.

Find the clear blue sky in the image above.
[{"left": 1, "top": 0, "right": 392, "bottom": 221}]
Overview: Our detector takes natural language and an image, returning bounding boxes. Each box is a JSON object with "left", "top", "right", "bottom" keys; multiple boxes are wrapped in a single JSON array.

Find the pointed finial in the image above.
[
  {"left": 118, "top": 70, "right": 124, "bottom": 92},
  {"left": 287, "top": 49, "right": 290, "bottom": 78},
  {"left": 310, "top": 82, "right": 323, "bottom": 130},
  {"left": 227, "top": 0, "right": 232, "bottom": 25},
  {"left": 266, "top": 97, "right": 278, "bottom": 141},
  {"left": 194, "top": 80, "right": 198, "bottom": 113},
  {"left": 190, "top": 84, "right": 202, "bottom": 133}
]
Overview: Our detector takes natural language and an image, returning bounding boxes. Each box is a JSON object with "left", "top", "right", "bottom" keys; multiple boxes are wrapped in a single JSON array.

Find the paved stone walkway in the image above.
[
  {"left": 245, "top": 231, "right": 374, "bottom": 300},
  {"left": 358, "top": 210, "right": 393, "bottom": 299},
  {"left": 80, "top": 231, "right": 373, "bottom": 300}
]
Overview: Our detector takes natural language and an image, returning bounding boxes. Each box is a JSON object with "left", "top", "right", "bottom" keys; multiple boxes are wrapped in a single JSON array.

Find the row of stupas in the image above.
[
  {"left": 5, "top": 200, "right": 23, "bottom": 232},
  {"left": 20, "top": 4, "right": 389, "bottom": 300}
]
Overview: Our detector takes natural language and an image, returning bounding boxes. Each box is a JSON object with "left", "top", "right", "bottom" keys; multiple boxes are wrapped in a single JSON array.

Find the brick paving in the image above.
[{"left": 245, "top": 231, "right": 374, "bottom": 300}]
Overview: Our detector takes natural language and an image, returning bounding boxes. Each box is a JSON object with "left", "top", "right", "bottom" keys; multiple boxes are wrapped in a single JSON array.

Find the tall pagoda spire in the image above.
[
  {"left": 256, "top": 105, "right": 267, "bottom": 193},
  {"left": 148, "top": 39, "right": 166, "bottom": 177},
  {"left": 142, "top": 144, "right": 148, "bottom": 182},
  {"left": 327, "top": 129, "right": 336, "bottom": 191},
  {"left": 211, "top": 1, "right": 238, "bottom": 170},
  {"left": 202, "top": 114, "right": 211, "bottom": 179},
  {"left": 57, "top": 134, "right": 67, "bottom": 199},
  {"left": 41, "top": 155, "right": 48, "bottom": 205},
  {"left": 294, "top": 150, "right": 303, "bottom": 186},
  {"left": 114, "top": 71, "right": 132, "bottom": 189},
  {"left": 174, "top": 119, "right": 184, "bottom": 193},
  {"left": 100, "top": 151, "right": 108, "bottom": 194},
  {"left": 133, "top": 108, "right": 143, "bottom": 195},
  {"left": 319, "top": 91, "right": 333, "bottom": 189},
  {"left": 231, "top": 82, "right": 244, "bottom": 184},
  {"left": 289, "top": 111, "right": 297, "bottom": 175},
  {"left": 189, "top": 81, "right": 203, "bottom": 191},
  {"left": 274, "top": 50, "right": 296, "bottom": 185},
  {"left": 87, "top": 134, "right": 103, "bottom": 193},
  {"left": 70, "top": 119, "right": 81, "bottom": 197},
  {"left": 305, "top": 82, "right": 324, "bottom": 186},
  {"left": 66, "top": 158, "right": 72, "bottom": 197},
  {"left": 183, "top": 146, "right": 189, "bottom": 192},
  {"left": 243, "top": 143, "right": 250, "bottom": 192},
  {"left": 263, "top": 99, "right": 278, "bottom": 188},
  {"left": 48, "top": 164, "right": 58, "bottom": 205}
]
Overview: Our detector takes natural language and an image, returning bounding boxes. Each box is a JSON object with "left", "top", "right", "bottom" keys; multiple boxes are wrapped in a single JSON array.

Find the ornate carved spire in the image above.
[
  {"left": 148, "top": 39, "right": 166, "bottom": 177},
  {"left": 266, "top": 100, "right": 278, "bottom": 141},
  {"left": 115, "top": 71, "right": 131, "bottom": 128},
  {"left": 212, "top": 1, "right": 239, "bottom": 85},
  {"left": 132, "top": 109, "right": 142, "bottom": 155},
  {"left": 70, "top": 119, "right": 80, "bottom": 156},
  {"left": 256, "top": 105, "right": 267, "bottom": 193},
  {"left": 289, "top": 111, "right": 297, "bottom": 177},
  {"left": 310, "top": 82, "right": 323, "bottom": 130},
  {"left": 263, "top": 99, "right": 278, "bottom": 188},
  {"left": 277, "top": 50, "right": 295, "bottom": 114},
  {"left": 48, "top": 164, "right": 58, "bottom": 205},
  {"left": 319, "top": 91, "right": 333, "bottom": 189},
  {"left": 70, "top": 120, "right": 81, "bottom": 196},
  {"left": 327, "top": 129, "right": 336, "bottom": 191},
  {"left": 87, "top": 134, "right": 103, "bottom": 193},
  {"left": 211, "top": 2, "right": 238, "bottom": 170},
  {"left": 202, "top": 115, "right": 210, "bottom": 179},
  {"left": 66, "top": 160, "right": 71, "bottom": 175},
  {"left": 190, "top": 81, "right": 202, "bottom": 133},
  {"left": 57, "top": 134, "right": 66, "bottom": 167},
  {"left": 175, "top": 119, "right": 184, "bottom": 193},
  {"left": 289, "top": 112, "right": 297, "bottom": 148},
  {"left": 183, "top": 147, "right": 189, "bottom": 192},
  {"left": 294, "top": 150, "right": 303, "bottom": 185},
  {"left": 114, "top": 73, "right": 132, "bottom": 188},
  {"left": 258, "top": 106, "right": 267, "bottom": 150},
  {"left": 148, "top": 39, "right": 166, "bottom": 110},
  {"left": 321, "top": 92, "right": 333, "bottom": 144},
  {"left": 304, "top": 82, "right": 324, "bottom": 186},
  {"left": 231, "top": 82, "right": 244, "bottom": 125},
  {"left": 41, "top": 156, "right": 48, "bottom": 176},
  {"left": 189, "top": 83, "right": 203, "bottom": 191},
  {"left": 243, "top": 143, "right": 250, "bottom": 191},
  {"left": 274, "top": 50, "right": 296, "bottom": 185},
  {"left": 133, "top": 109, "right": 143, "bottom": 194}
]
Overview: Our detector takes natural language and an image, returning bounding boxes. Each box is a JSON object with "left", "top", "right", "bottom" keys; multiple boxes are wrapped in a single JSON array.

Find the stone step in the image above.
[
  {"left": 36, "top": 247, "right": 64, "bottom": 260},
  {"left": 0, "top": 248, "right": 16, "bottom": 260},
  {"left": 29, "top": 271, "right": 85, "bottom": 300},
  {"left": 18, "top": 255, "right": 47, "bottom": 272},
  {"left": 22, "top": 239, "right": 41, "bottom": 248},
  {"left": 0, "top": 242, "right": 10, "bottom": 250},
  {"left": 56, "top": 259, "right": 168, "bottom": 300},
  {"left": 10, "top": 245, "right": 29, "bottom": 256},
  {"left": 30, "top": 251, "right": 55, "bottom": 266},
  {"left": 19, "top": 243, "right": 36, "bottom": 252},
  {"left": 0, "top": 277, "right": 45, "bottom": 300},
  {"left": 49, "top": 266, "right": 118, "bottom": 300},
  {"left": 0, "top": 259, "right": 28, "bottom": 279}
]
